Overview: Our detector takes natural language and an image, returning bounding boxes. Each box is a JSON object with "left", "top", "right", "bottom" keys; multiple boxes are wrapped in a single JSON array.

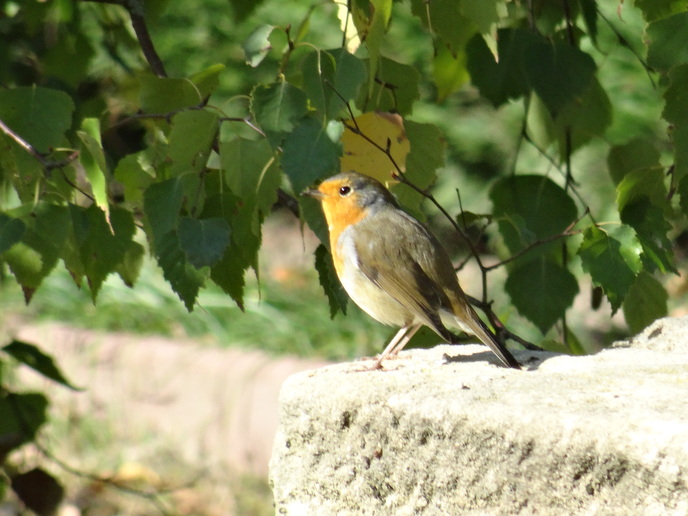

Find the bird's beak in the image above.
[{"left": 301, "top": 187, "right": 324, "bottom": 199}]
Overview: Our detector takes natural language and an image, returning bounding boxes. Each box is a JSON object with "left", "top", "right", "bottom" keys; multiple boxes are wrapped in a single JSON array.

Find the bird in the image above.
[{"left": 303, "top": 171, "right": 521, "bottom": 370}]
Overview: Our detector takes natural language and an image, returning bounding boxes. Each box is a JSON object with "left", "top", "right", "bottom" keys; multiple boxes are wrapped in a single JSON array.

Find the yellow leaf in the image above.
[{"left": 340, "top": 112, "right": 410, "bottom": 186}]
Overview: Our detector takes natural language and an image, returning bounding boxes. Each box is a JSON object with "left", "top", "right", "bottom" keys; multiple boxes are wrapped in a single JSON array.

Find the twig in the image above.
[
  {"left": 597, "top": 8, "right": 656, "bottom": 87},
  {"left": 561, "top": 0, "right": 575, "bottom": 46},
  {"left": 81, "top": 0, "right": 167, "bottom": 77},
  {"left": 0, "top": 117, "right": 80, "bottom": 172},
  {"left": 466, "top": 294, "right": 543, "bottom": 351},
  {"left": 128, "top": 1, "right": 167, "bottom": 77},
  {"left": 485, "top": 208, "right": 589, "bottom": 271}
]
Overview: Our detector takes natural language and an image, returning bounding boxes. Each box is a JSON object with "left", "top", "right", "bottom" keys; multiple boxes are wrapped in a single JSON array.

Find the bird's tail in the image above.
[{"left": 445, "top": 304, "right": 521, "bottom": 369}]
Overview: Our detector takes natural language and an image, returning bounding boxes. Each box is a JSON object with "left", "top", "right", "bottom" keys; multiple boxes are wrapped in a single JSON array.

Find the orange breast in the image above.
[{"left": 320, "top": 196, "right": 369, "bottom": 274}]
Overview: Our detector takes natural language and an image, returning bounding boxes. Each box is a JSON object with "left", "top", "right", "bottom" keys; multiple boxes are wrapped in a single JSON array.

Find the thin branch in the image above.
[
  {"left": 597, "top": 8, "right": 656, "bottom": 87},
  {"left": 107, "top": 102, "right": 207, "bottom": 130},
  {"left": 0, "top": 117, "right": 80, "bottom": 172},
  {"left": 59, "top": 169, "right": 95, "bottom": 203},
  {"left": 484, "top": 207, "right": 589, "bottom": 272},
  {"left": 561, "top": 0, "right": 575, "bottom": 46},
  {"left": 81, "top": 0, "right": 167, "bottom": 77},
  {"left": 466, "top": 294, "right": 543, "bottom": 351},
  {"left": 126, "top": 0, "right": 167, "bottom": 77},
  {"left": 521, "top": 129, "right": 587, "bottom": 207}
]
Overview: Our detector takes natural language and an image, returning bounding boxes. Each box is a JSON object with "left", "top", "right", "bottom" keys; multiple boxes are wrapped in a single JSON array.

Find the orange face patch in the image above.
[{"left": 316, "top": 178, "right": 369, "bottom": 235}]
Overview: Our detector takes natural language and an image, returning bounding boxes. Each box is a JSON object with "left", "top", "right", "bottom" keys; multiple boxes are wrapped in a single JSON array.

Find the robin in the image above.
[{"left": 303, "top": 171, "right": 521, "bottom": 370}]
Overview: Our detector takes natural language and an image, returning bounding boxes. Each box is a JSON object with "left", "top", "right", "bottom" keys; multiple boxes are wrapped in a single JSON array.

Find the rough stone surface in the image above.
[
  {"left": 270, "top": 317, "right": 688, "bottom": 515},
  {"left": 614, "top": 316, "right": 688, "bottom": 353}
]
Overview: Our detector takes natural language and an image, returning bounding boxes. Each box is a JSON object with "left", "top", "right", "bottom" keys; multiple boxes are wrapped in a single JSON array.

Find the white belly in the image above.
[{"left": 336, "top": 230, "right": 415, "bottom": 327}]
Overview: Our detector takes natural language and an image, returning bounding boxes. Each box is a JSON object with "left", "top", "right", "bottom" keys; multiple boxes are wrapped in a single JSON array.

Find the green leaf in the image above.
[
  {"left": 167, "top": 109, "right": 218, "bottom": 176},
  {"left": 203, "top": 192, "right": 250, "bottom": 310},
  {"left": 623, "top": 271, "right": 668, "bottom": 334},
  {"left": 365, "top": 0, "right": 393, "bottom": 94},
  {"left": 178, "top": 217, "right": 231, "bottom": 268},
  {"left": 578, "top": 0, "right": 598, "bottom": 43},
  {"left": 302, "top": 50, "right": 336, "bottom": 120},
  {"left": 432, "top": 45, "right": 469, "bottom": 102},
  {"left": 0, "top": 131, "right": 42, "bottom": 203},
  {"left": 43, "top": 30, "right": 95, "bottom": 87},
  {"left": 461, "top": 0, "right": 503, "bottom": 34},
  {"left": 139, "top": 75, "right": 205, "bottom": 113},
  {"left": 77, "top": 118, "right": 109, "bottom": 219},
  {"left": 524, "top": 39, "right": 597, "bottom": 117},
  {"left": 69, "top": 204, "right": 136, "bottom": 301},
  {"left": 116, "top": 240, "right": 145, "bottom": 287},
  {"left": 302, "top": 49, "right": 366, "bottom": 119},
  {"left": 679, "top": 174, "right": 688, "bottom": 216},
  {"left": 663, "top": 64, "right": 688, "bottom": 181},
  {"left": 189, "top": 64, "right": 225, "bottom": 98},
  {"left": 314, "top": 244, "right": 348, "bottom": 318},
  {"left": 3, "top": 203, "right": 70, "bottom": 300},
  {"left": 299, "top": 195, "right": 330, "bottom": 247},
  {"left": 355, "top": 58, "right": 420, "bottom": 115},
  {"left": 143, "top": 177, "right": 186, "bottom": 245},
  {"left": 466, "top": 29, "right": 533, "bottom": 107},
  {"left": 328, "top": 49, "right": 367, "bottom": 117},
  {"left": 220, "top": 137, "right": 281, "bottom": 214},
  {"left": 250, "top": 81, "right": 309, "bottom": 146},
  {"left": 156, "top": 230, "right": 206, "bottom": 311},
  {"left": 636, "top": 0, "right": 687, "bottom": 22},
  {"left": 490, "top": 175, "right": 578, "bottom": 257},
  {"left": 0, "top": 393, "right": 47, "bottom": 459},
  {"left": 282, "top": 117, "right": 341, "bottom": 194},
  {"left": 553, "top": 76, "right": 612, "bottom": 152},
  {"left": 114, "top": 151, "right": 157, "bottom": 205},
  {"left": 242, "top": 24, "right": 276, "bottom": 67},
  {"left": 505, "top": 257, "right": 579, "bottom": 333},
  {"left": 2, "top": 244, "right": 44, "bottom": 299},
  {"left": 577, "top": 226, "right": 641, "bottom": 312},
  {"left": 0, "top": 213, "right": 26, "bottom": 254},
  {"left": 210, "top": 243, "right": 247, "bottom": 311},
  {"left": 392, "top": 121, "right": 446, "bottom": 211},
  {"left": 0, "top": 86, "right": 74, "bottom": 153},
  {"left": 607, "top": 139, "right": 661, "bottom": 186},
  {"left": 620, "top": 198, "right": 677, "bottom": 274},
  {"left": 410, "top": 0, "right": 476, "bottom": 51},
  {"left": 616, "top": 167, "right": 667, "bottom": 214},
  {"left": 646, "top": 12, "right": 688, "bottom": 72},
  {"left": 3, "top": 340, "right": 82, "bottom": 390}
]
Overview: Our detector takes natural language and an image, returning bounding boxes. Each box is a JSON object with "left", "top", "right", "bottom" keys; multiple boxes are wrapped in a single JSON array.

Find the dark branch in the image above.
[
  {"left": 0, "top": 117, "right": 79, "bottom": 172},
  {"left": 129, "top": 8, "right": 167, "bottom": 77},
  {"left": 484, "top": 208, "right": 589, "bottom": 272},
  {"left": 81, "top": 0, "right": 167, "bottom": 77}
]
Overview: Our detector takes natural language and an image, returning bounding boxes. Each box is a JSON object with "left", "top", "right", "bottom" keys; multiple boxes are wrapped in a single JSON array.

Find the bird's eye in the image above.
[{"left": 339, "top": 186, "right": 352, "bottom": 196}]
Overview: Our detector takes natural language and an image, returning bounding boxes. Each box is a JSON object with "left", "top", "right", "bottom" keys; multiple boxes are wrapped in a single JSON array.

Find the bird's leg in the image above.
[{"left": 372, "top": 324, "right": 421, "bottom": 369}]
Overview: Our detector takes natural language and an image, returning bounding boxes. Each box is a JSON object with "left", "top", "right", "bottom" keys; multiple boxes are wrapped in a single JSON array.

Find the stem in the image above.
[{"left": 0, "top": 118, "right": 80, "bottom": 172}]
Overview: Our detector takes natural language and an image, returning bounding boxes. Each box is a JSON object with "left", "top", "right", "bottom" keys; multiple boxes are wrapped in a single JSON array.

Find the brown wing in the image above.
[
  {"left": 353, "top": 207, "right": 456, "bottom": 341},
  {"left": 355, "top": 206, "right": 521, "bottom": 369}
]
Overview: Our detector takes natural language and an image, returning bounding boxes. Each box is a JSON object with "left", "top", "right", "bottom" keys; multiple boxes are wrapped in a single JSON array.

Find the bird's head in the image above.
[{"left": 302, "top": 172, "right": 398, "bottom": 230}]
